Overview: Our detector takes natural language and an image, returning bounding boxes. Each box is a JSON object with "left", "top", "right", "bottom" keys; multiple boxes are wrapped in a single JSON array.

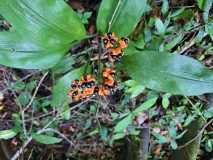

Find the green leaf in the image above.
[
  {"left": 176, "top": 129, "right": 187, "bottom": 139},
  {"left": 170, "top": 139, "right": 178, "bottom": 149},
  {"left": 0, "top": 1, "right": 85, "bottom": 49},
  {"left": 0, "top": 31, "right": 66, "bottom": 69},
  {"left": 100, "top": 126, "right": 108, "bottom": 139},
  {"left": 130, "top": 85, "right": 145, "bottom": 99},
  {"left": 113, "top": 133, "right": 126, "bottom": 140},
  {"left": 162, "top": 0, "right": 169, "bottom": 16},
  {"left": 171, "top": 9, "right": 195, "bottom": 20},
  {"left": 83, "top": 12, "right": 92, "bottom": 19},
  {"left": 205, "top": 24, "right": 213, "bottom": 41},
  {"left": 166, "top": 34, "right": 183, "bottom": 50},
  {"left": 162, "top": 97, "right": 170, "bottom": 109},
  {"left": 11, "top": 81, "right": 26, "bottom": 90},
  {"left": 114, "top": 113, "right": 132, "bottom": 133},
  {"left": 155, "top": 18, "right": 165, "bottom": 36},
  {"left": 97, "top": 0, "right": 147, "bottom": 38},
  {"left": 0, "top": 0, "right": 86, "bottom": 69},
  {"left": 168, "top": 125, "right": 176, "bottom": 138},
  {"left": 133, "top": 97, "right": 158, "bottom": 115},
  {"left": 197, "top": 0, "right": 213, "bottom": 12},
  {"left": 27, "top": 81, "right": 37, "bottom": 90},
  {"left": 60, "top": 105, "right": 71, "bottom": 120},
  {"left": 0, "top": 129, "right": 17, "bottom": 140},
  {"left": 31, "top": 133, "right": 63, "bottom": 144},
  {"left": 122, "top": 51, "right": 213, "bottom": 96},
  {"left": 170, "top": 8, "right": 185, "bottom": 17},
  {"left": 129, "top": 131, "right": 140, "bottom": 135},
  {"left": 52, "top": 56, "right": 76, "bottom": 75},
  {"left": 152, "top": 131, "right": 168, "bottom": 143},
  {"left": 51, "top": 64, "right": 88, "bottom": 107},
  {"left": 183, "top": 114, "right": 196, "bottom": 127},
  {"left": 124, "top": 80, "right": 139, "bottom": 87}
]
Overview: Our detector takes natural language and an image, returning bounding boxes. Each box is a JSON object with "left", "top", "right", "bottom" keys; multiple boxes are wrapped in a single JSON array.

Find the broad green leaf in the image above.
[
  {"left": 0, "top": 31, "right": 66, "bottom": 69},
  {"left": 0, "top": 129, "right": 17, "bottom": 139},
  {"left": 114, "top": 113, "right": 132, "bottom": 133},
  {"left": 0, "top": 0, "right": 86, "bottom": 69},
  {"left": 52, "top": 56, "right": 76, "bottom": 75},
  {"left": 0, "top": 0, "right": 86, "bottom": 49},
  {"left": 113, "top": 133, "right": 126, "bottom": 140},
  {"left": 31, "top": 133, "right": 63, "bottom": 144},
  {"left": 97, "top": 0, "right": 147, "bottom": 38},
  {"left": 197, "top": 0, "right": 213, "bottom": 12},
  {"left": 155, "top": 18, "right": 165, "bottom": 36},
  {"left": 133, "top": 97, "right": 158, "bottom": 115},
  {"left": 51, "top": 64, "right": 89, "bottom": 107},
  {"left": 122, "top": 51, "right": 213, "bottom": 96}
]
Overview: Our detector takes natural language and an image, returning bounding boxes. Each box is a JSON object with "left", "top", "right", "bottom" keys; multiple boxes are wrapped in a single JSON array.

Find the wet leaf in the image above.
[{"left": 122, "top": 51, "right": 213, "bottom": 96}]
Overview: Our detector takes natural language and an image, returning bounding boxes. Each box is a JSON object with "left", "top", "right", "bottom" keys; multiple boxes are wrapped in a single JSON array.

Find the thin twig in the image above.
[
  {"left": 108, "top": 0, "right": 122, "bottom": 32},
  {"left": 23, "top": 72, "right": 48, "bottom": 112},
  {"left": 178, "top": 118, "right": 213, "bottom": 149},
  {"left": 184, "top": 96, "right": 207, "bottom": 123},
  {"left": 2, "top": 70, "right": 41, "bottom": 92},
  {"left": 11, "top": 99, "right": 89, "bottom": 160}
]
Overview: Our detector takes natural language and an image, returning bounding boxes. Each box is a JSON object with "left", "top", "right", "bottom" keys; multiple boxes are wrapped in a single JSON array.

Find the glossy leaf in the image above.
[
  {"left": 0, "top": 0, "right": 86, "bottom": 69},
  {"left": 51, "top": 64, "right": 88, "bottom": 107},
  {"left": 122, "top": 51, "right": 213, "bottom": 96},
  {"left": 31, "top": 133, "right": 63, "bottom": 144},
  {"left": 114, "top": 113, "right": 132, "bottom": 133},
  {"left": 97, "top": 0, "right": 147, "bottom": 38}
]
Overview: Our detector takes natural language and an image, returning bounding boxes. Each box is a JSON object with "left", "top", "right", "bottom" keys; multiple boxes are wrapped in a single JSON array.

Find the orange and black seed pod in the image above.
[
  {"left": 109, "top": 47, "right": 124, "bottom": 62},
  {"left": 119, "top": 37, "right": 130, "bottom": 48},
  {"left": 102, "top": 32, "right": 118, "bottom": 48}
]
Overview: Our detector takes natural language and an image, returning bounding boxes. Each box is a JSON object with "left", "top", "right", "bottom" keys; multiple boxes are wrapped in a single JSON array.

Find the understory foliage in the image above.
[{"left": 0, "top": 0, "right": 213, "bottom": 159}]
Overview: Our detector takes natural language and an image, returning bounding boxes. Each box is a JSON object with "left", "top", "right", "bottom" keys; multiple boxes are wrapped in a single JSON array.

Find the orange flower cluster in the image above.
[
  {"left": 101, "top": 32, "right": 129, "bottom": 62},
  {"left": 68, "top": 68, "right": 118, "bottom": 101}
]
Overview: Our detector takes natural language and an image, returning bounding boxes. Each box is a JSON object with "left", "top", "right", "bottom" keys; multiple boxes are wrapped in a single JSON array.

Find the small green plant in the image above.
[{"left": 76, "top": 9, "right": 92, "bottom": 24}]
